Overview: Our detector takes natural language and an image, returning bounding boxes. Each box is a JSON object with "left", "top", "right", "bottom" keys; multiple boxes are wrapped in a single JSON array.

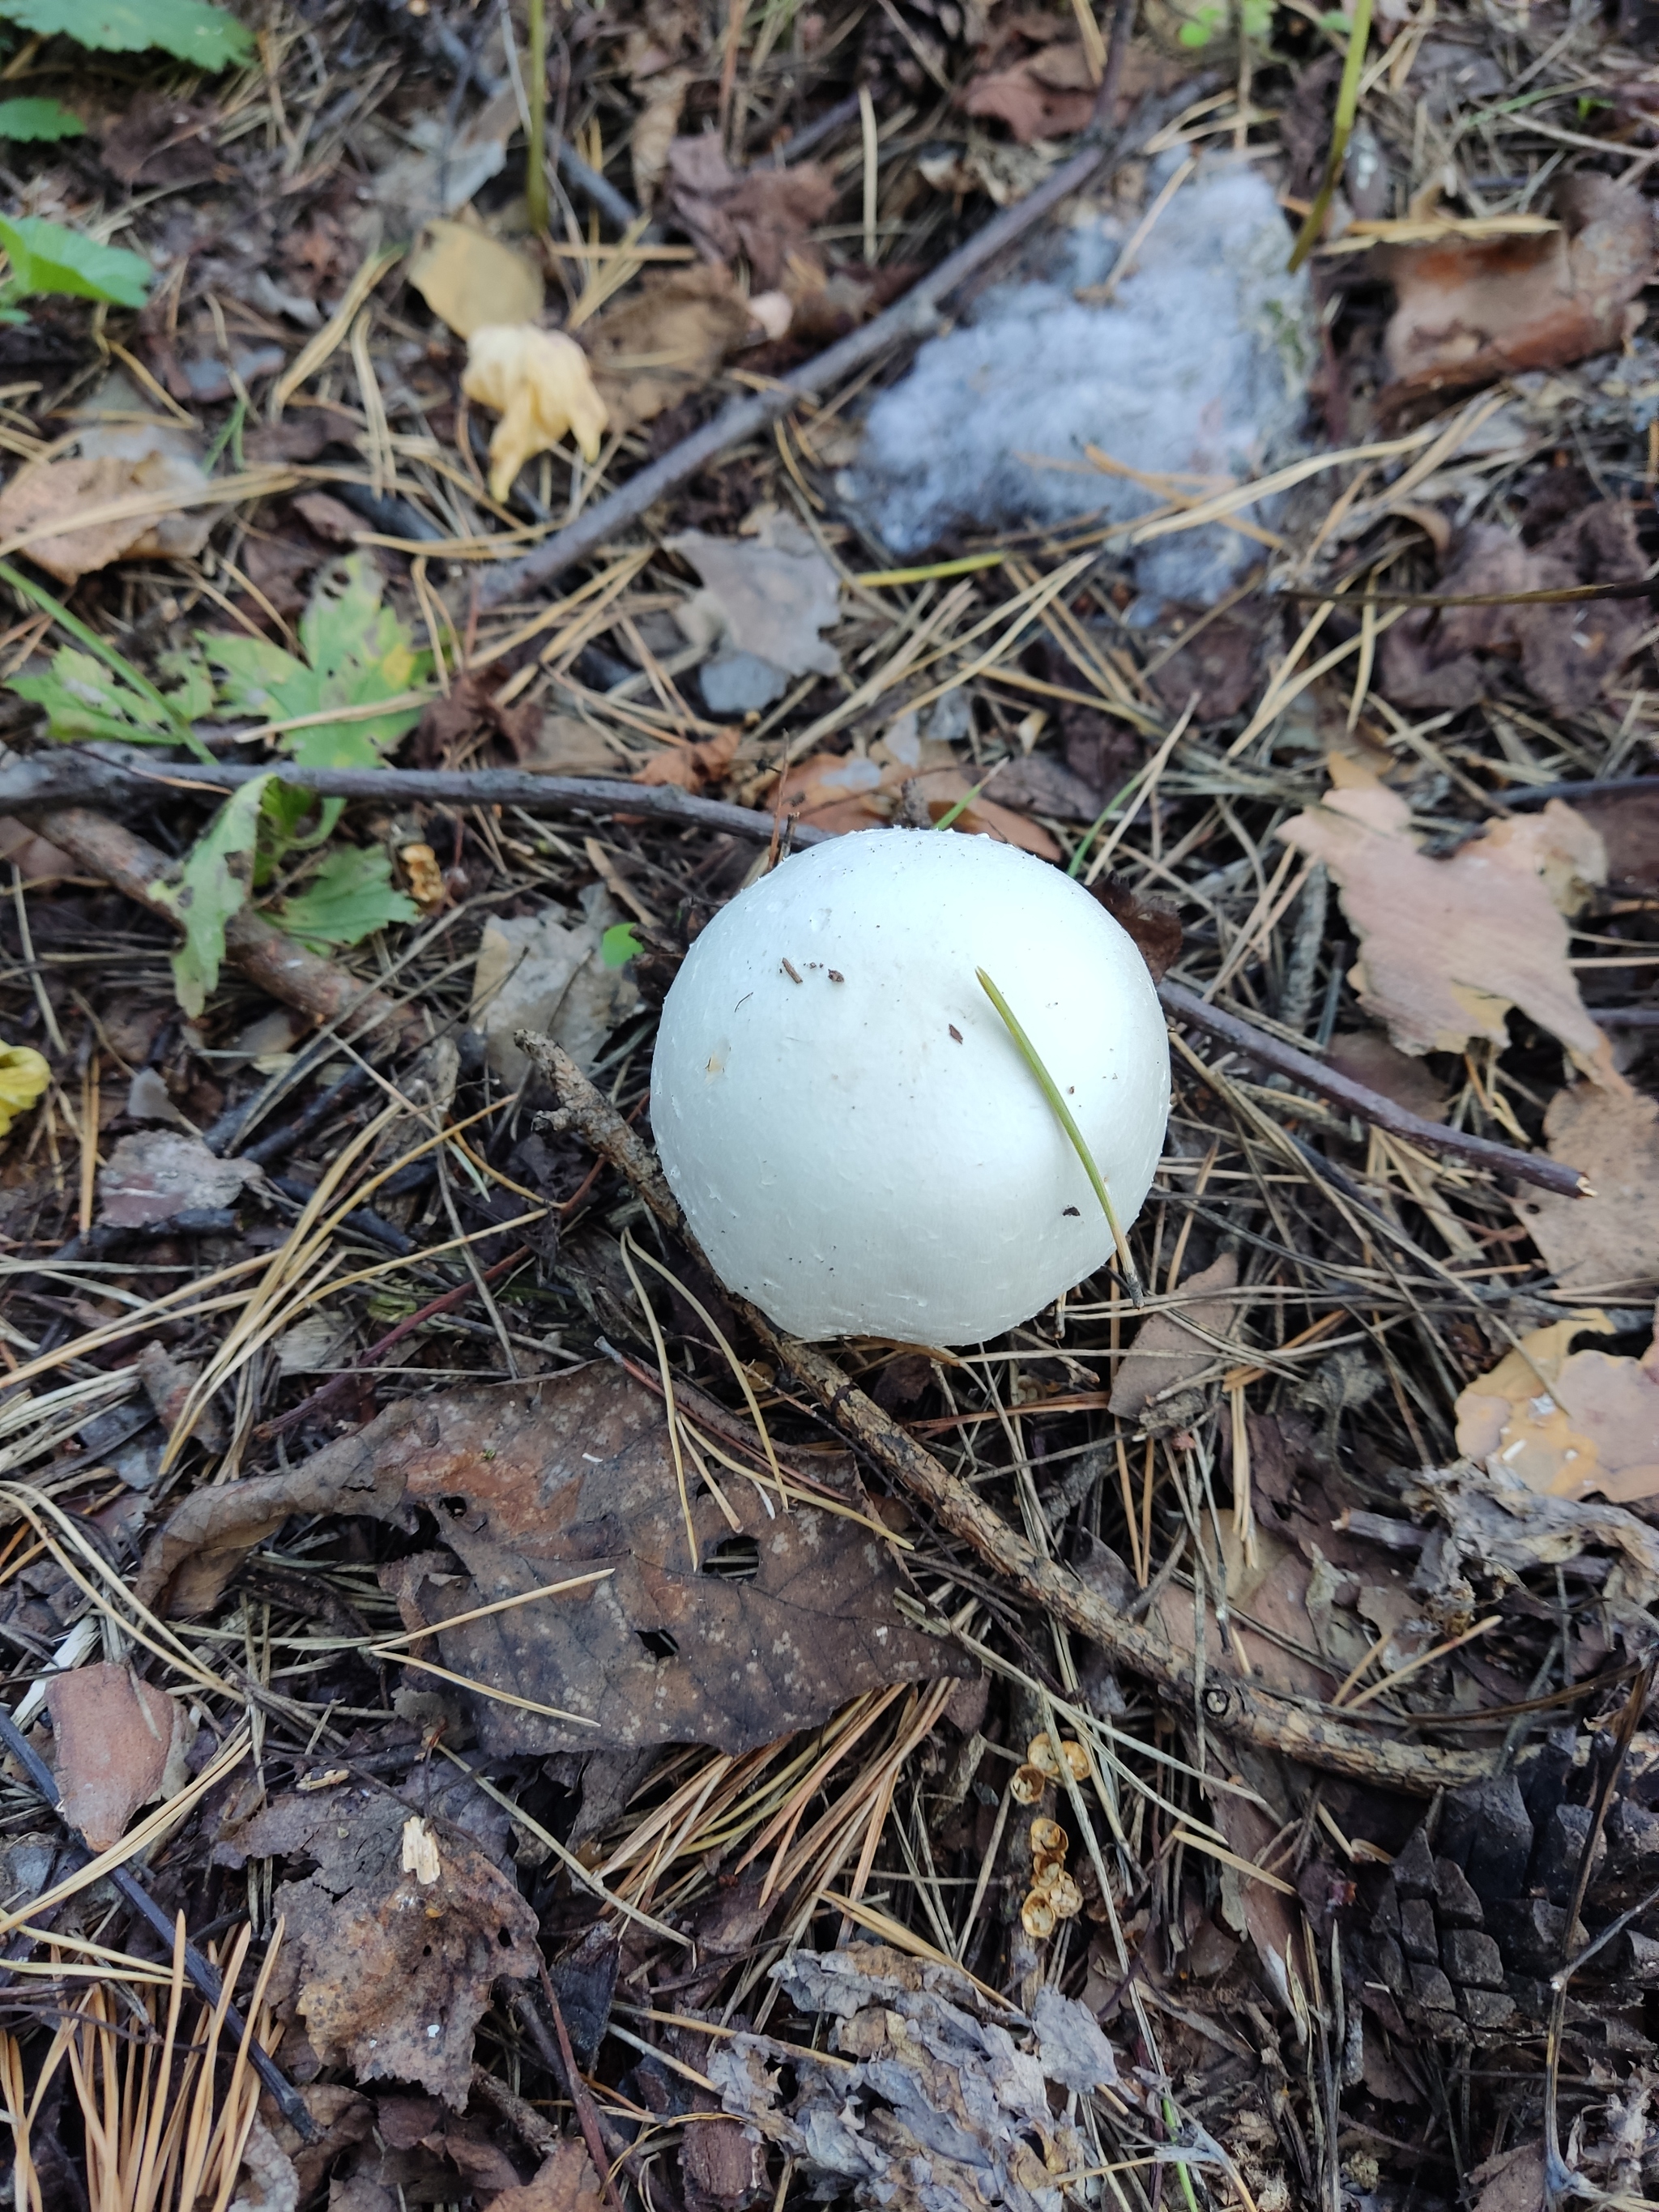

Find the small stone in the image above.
[
  {"left": 1441, "top": 1927, "right": 1505, "bottom": 1990},
  {"left": 1400, "top": 1898, "right": 1439, "bottom": 1963}
]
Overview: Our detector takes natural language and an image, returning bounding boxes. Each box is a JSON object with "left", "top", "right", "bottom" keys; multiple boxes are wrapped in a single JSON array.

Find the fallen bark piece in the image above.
[
  {"left": 219, "top": 1786, "right": 539, "bottom": 2106},
  {"left": 1280, "top": 776, "right": 1619, "bottom": 1086},
  {"left": 138, "top": 1366, "right": 963, "bottom": 1752}
]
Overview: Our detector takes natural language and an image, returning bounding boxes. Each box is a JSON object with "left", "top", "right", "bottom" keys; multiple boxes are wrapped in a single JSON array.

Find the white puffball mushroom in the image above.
[{"left": 650, "top": 827, "right": 1171, "bottom": 1345}]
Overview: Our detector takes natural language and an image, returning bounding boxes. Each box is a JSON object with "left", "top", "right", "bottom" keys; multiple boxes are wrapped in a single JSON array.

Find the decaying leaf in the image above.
[
  {"left": 1088, "top": 874, "right": 1183, "bottom": 983},
  {"left": 470, "top": 897, "right": 640, "bottom": 1083},
  {"left": 0, "top": 1042, "right": 49, "bottom": 1137},
  {"left": 44, "top": 1661, "right": 181, "bottom": 1850},
  {"left": 1512, "top": 1085, "right": 1659, "bottom": 1296},
  {"left": 1380, "top": 176, "right": 1657, "bottom": 406},
  {"left": 136, "top": 1366, "right": 965, "bottom": 1754},
  {"left": 667, "top": 509, "right": 841, "bottom": 682},
  {"left": 1406, "top": 1458, "right": 1659, "bottom": 1615},
  {"left": 1279, "top": 774, "right": 1619, "bottom": 1085},
  {"left": 1377, "top": 503, "right": 1646, "bottom": 717},
  {"left": 706, "top": 1942, "right": 1115, "bottom": 2212},
  {"left": 959, "top": 40, "right": 1098, "bottom": 143},
  {"left": 217, "top": 1784, "right": 539, "bottom": 2104},
  {"left": 1453, "top": 1307, "right": 1659, "bottom": 1503},
  {"left": 408, "top": 219, "right": 543, "bottom": 340},
  {"left": 663, "top": 137, "right": 837, "bottom": 288},
  {"left": 584, "top": 265, "right": 753, "bottom": 433},
  {"left": 0, "top": 408, "right": 214, "bottom": 583},
  {"left": 487, "top": 2145, "right": 606, "bottom": 2212},
  {"left": 1109, "top": 1251, "right": 1240, "bottom": 1426},
  {"left": 462, "top": 326, "right": 608, "bottom": 503},
  {"left": 761, "top": 733, "right": 1061, "bottom": 860},
  {"left": 634, "top": 726, "right": 742, "bottom": 791},
  {"left": 97, "top": 1127, "right": 258, "bottom": 1227}
]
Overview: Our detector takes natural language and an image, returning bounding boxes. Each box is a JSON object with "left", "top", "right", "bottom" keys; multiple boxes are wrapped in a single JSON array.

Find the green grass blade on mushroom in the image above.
[{"left": 975, "top": 965, "right": 1144, "bottom": 1306}]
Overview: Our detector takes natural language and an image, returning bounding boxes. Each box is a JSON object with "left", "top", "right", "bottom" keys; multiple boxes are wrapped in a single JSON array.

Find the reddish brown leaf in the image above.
[
  {"left": 45, "top": 1663, "right": 179, "bottom": 1851},
  {"left": 1088, "top": 873, "right": 1183, "bottom": 982}
]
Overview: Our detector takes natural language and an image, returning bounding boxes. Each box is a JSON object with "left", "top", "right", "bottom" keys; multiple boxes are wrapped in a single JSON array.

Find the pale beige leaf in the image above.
[
  {"left": 461, "top": 325, "right": 608, "bottom": 502},
  {"left": 1452, "top": 1306, "right": 1659, "bottom": 1504},
  {"left": 1514, "top": 1084, "right": 1659, "bottom": 1296},
  {"left": 1280, "top": 779, "right": 1621, "bottom": 1086},
  {"left": 409, "top": 219, "right": 543, "bottom": 340}
]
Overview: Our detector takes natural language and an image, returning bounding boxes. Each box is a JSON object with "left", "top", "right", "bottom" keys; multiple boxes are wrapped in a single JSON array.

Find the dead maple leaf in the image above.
[
  {"left": 1279, "top": 772, "right": 1622, "bottom": 1086},
  {"left": 1378, "top": 502, "right": 1646, "bottom": 718},
  {"left": 136, "top": 1365, "right": 964, "bottom": 1754},
  {"left": 98, "top": 1130, "right": 257, "bottom": 1228},
  {"left": 584, "top": 264, "right": 754, "bottom": 435},
  {"left": 45, "top": 1663, "right": 181, "bottom": 1851},
  {"left": 462, "top": 327, "right": 608, "bottom": 504},
  {"left": 409, "top": 220, "right": 543, "bottom": 340},
  {"left": 1453, "top": 1307, "right": 1659, "bottom": 1504},
  {"left": 1109, "top": 1251, "right": 1239, "bottom": 1426},
  {"left": 1512, "top": 1085, "right": 1659, "bottom": 1297},
  {"left": 217, "top": 1784, "right": 539, "bottom": 2105},
  {"left": 663, "top": 137, "right": 837, "bottom": 288},
  {"left": 1380, "top": 176, "right": 1657, "bottom": 407}
]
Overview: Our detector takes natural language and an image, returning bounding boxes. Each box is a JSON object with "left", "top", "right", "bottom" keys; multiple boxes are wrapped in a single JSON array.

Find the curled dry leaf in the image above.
[
  {"left": 488, "top": 2144, "right": 606, "bottom": 2212},
  {"left": 1279, "top": 774, "right": 1620, "bottom": 1086},
  {"left": 45, "top": 1661, "right": 182, "bottom": 1851},
  {"left": 1407, "top": 1459, "right": 1659, "bottom": 1616},
  {"left": 1514, "top": 1085, "right": 1659, "bottom": 1297},
  {"left": 663, "top": 136, "right": 837, "bottom": 289},
  {"left": 97, "top": 1129, "right": 258, "bottom": 1228},
  {"left": 1378, "top": 502, "right": 1646, "bottom": 718},
  {"left": 668, "top": 509, "right": 841, "bottom": 680},
  {"left": 461, "top": 326, "right": 608, "bottom": 504},
  {"left": 584, "top": 265, "right": 754, "bottom": 434},
  {"left": 1453, "top": 1307, "right": 1659, "bottom": 1505},
  {"left": 216, "top": 1785, "right": 539, "bottom": 2105},
  {"left": 1109, "top": 1251, "right": 1239, "bottom": 1426},
  {"left": 0, "top": 416, "right": 213, "bottom": 584},
  {"left": 1380, "top": 176, "right": 1657, "bottom": 407},
  {"left": 408, "top": 219, "right": 543, "bottom": 340},
  {"left": 706, "top": 1941, "right": 1115, "bottom": 2212},
  {"left": 634, "top": 725, "right": 742, "bottom": 791},
  {"left": 136, "top": 1365, "right": 964, "bottom": 1754}
]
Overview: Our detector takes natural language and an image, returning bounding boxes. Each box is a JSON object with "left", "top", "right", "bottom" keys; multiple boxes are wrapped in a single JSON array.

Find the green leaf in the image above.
[
  {"left": 0, "top": 215, "right": 149, "bottom": 307},
  {"left": 276, "top": 844, "right": 418, "bottom": 952},
  {"left": 152, "top": 776, "right": 270, "bottom": 1017},
  {"left": 203, "top": 555, "right": 429, "bottom": 775},
  {"left": 0, "top": 97, "right": 83, "bottom": 140},
  {"left": 600, "top": 921, "right": 642, "bottom": 968},
  {"left": 0, "top": 0, "right": 254, "bottom": 68},
  {"left": 11, "top": 646, "right": 180, "bottom": 743}
]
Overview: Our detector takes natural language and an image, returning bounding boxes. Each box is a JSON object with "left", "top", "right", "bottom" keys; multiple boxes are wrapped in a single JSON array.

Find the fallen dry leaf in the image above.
[
  {"left": 136, "top": 1365, "right": 963, "bottom": 1754},
  {"left": 664, "top": 137, "right": 837, "bottom": 288},
  {"left": 1109, "top": 1251, "right": 1240, "bottom": 1427},
  {"left": 1088, "top": 873, "right": 1183, "bottom": 983},
  {"left": 584, "top": 265, "right": 753, "bottom": 433},
  {"left": 462, "top": 326, "right": 608, "bottom": 504},
  {"left": 0, "top": 442, "right": 206, "bottom": 585},
  {"left": 218, "top": 1784, "right": 539, "bottom": 2105},
  {"left": 1453, "top": 1306, "right": 1659, "bottom": 1503},
  {"left": 1408, "top": 1458, "right": 1659, "bottom": 1613},
  {"left": 1377, "top": 502, "right": 1646, "bottom": 717},
  {"left": 634, "top": 726, "right": 742, "bottom": 791},
  {"left": 98, "top": 1130, "right": 258, "bottom": 1228},
  {"left": 1279, "top": 775, "right": 1620, "bottom": 1085},
  {"left": 708, "top": 1941, "right": 1115, "bottom": 2212},
  {"left": 409, "top": 219, "right": 543, "bottom": 340},
  {"left": 488, "top": 2145, "right": 605, "bottom": 2212},
  {"left": 45, "top": 1662, "right": 181, "bottom": 1851},
  {"left": 960, "top": 40, "right": 1098, "bottom": 143},
  {"left": 1514, "top": 1085, "right": 1659, "bottom": 1295},
  {"left": 762, "top": 748, "right": 1060, "bottom": 859},
  {"left": 1380, "top": 175, "right": 1657, "bottom": 406},
  {"left": 470, "top": 900, "right": 639, "bottom": 1083},
  {"left": 668, "top": 509, "right": 840, "bottom": 681},
  {"left": 100, "top": 95, "right": 218, "bottom": 188}
]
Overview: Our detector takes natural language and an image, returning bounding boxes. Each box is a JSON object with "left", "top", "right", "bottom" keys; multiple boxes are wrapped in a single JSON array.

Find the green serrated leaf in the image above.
[
  {"left": 0, "top": 97, "right": 83, "bottom": 140},
  {"left": 203, "top": 555, "right": 429, "bottom": 775},
  {"left": 152, "top": 776, "right": 270, "bottom": 1016},
  {"left": 277, "top": 844, "right": 418, "bottom": 952},
  {"left": 0, "top": 215, "right": 149, "bottom": 308},
  {"left": 0, "top": 0, "right": 253, "bottom": 68},
  {"left": 11, "top": 646, "right": 177, "bottom": 742}
]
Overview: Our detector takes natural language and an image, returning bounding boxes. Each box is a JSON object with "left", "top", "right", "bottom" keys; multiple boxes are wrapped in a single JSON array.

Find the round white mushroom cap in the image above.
[{"left": 650, "top": 827, "right": 1171, "bottom": 1344}]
